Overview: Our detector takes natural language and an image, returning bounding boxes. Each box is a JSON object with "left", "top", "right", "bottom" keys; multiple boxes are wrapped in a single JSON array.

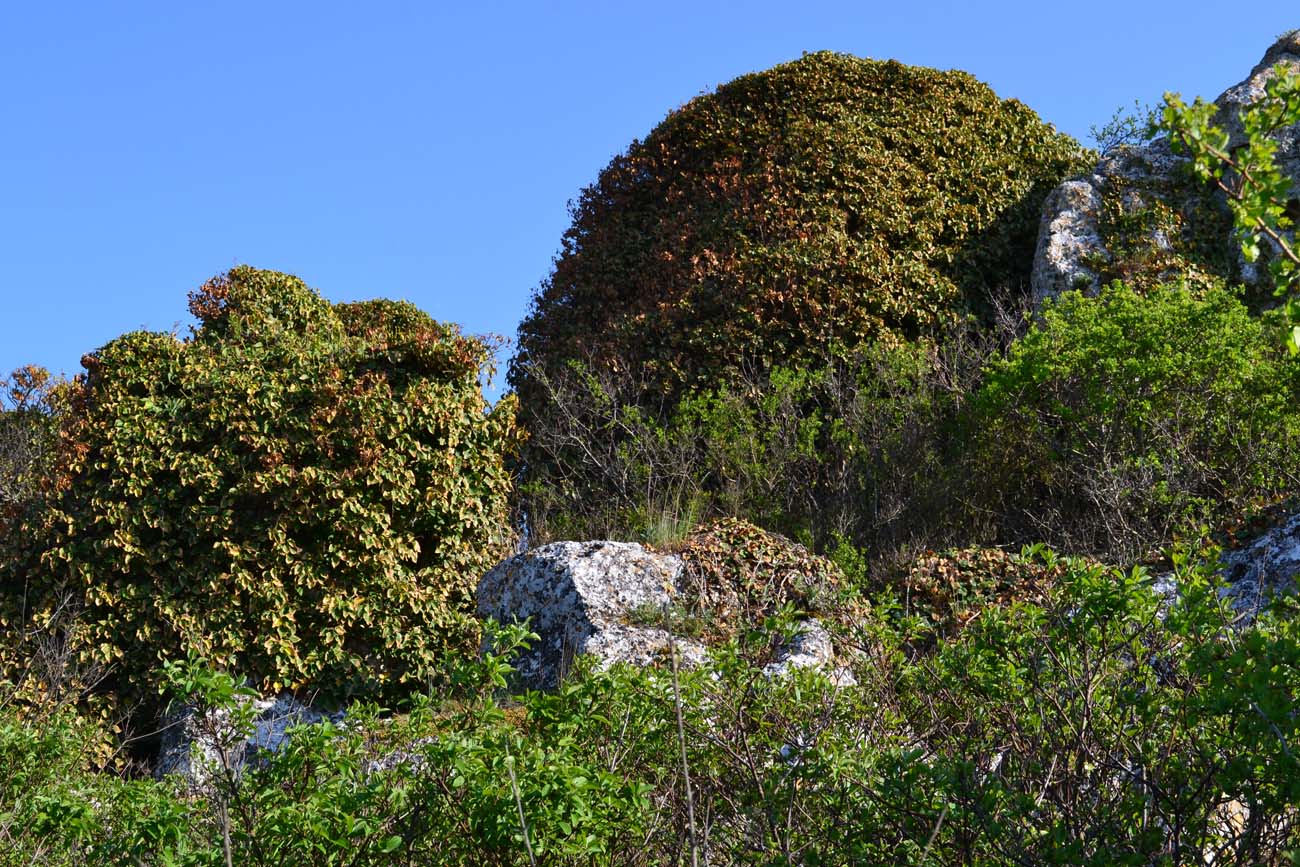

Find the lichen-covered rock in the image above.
[
  {"left": 1154, "top": 508, "right": 1300, "bottom": 621},
  {"left": 1219, "top": 510, "right": 1300, "bottom": 618},
  {"left": 1030, "top": 178, "right": 1108, "bottom": 300},
  {"left": 1215, "top": 31, "right": 1300, "bottom": 157},
  {"left": 477, "top": 541, "right": 706, "bottom": 690},
  {"left": 762, "top": 619, "right": 857, "bottom": 686},
  {"left": 1032, "top": 32, "right": 1300, "bottom": 306},
  {"left": 1031, "top": 143, "right": 1191, "bottom": 303},
  {"left": 157, "top": 693, "right": 333, "bottom": 784}
]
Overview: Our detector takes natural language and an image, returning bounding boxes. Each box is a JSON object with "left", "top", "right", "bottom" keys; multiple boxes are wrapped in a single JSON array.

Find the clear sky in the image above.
[{"left": 2, "top": 2, "right": 1296, "bottom": 396}]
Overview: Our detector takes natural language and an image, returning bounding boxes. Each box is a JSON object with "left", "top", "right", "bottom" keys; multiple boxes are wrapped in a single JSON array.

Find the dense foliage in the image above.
[
  {"left": 518, "top": 333, "right": 985, "bottom": 557},
  {"left": 0, "top": 267, "right": 521, "bottom": 709},
  {"left": 515, "top": 52, "right": 1086, "bottom": 396},
  {"left": 512, "top": 51, "right": 1088, "bottom": 521},
  {"left": 969, "top": 281, "right": 1300, "bottom": 560},
  {"left": 0, "top": 365, "right": 73, "bottom": 520},
  {"left": 672, "top": 518, "right": 845, "bottom": 627},
  {"left": 6, "top": 553, "right": 1298, "bottom": 865}
]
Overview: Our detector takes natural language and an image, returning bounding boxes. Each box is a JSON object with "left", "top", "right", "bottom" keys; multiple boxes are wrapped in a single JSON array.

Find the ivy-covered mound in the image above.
[
  {"left": 512, "top": 51, "right": 1089, "bottom": 409},
  {"left": 0, "top": 267, "right": 521, "bottom": 707},
  {"left": 670, "top": 518, "right": 846, "bottom": 631}
]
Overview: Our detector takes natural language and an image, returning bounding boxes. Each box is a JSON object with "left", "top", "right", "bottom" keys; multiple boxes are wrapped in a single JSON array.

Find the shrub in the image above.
[
  {"left": 891, "top": 544, "right": 1070, "bottom": 639},
  {"left": 0, "top": 267, "right": 521, "bottom": 709},
  {"left": 669, "top": 517, "right": 846, "bottom": 631},
  {"left": 6, "top": 549, "right": 1300, "bottom": 864},
  {"left": 0, "top": 366, "right": 75, "bottom": 523},
  {"left": 968, "top": 280, "right": 1300, "bottom": 561},
  {"left": 511, "top": 52, "right": 1088, "bottom": 523},
  {"left": 517, "top": 316, "right": 1014, "bottom": 567},
  {"left": 513, "top": 53, "right": 1087, "bottom": 403}
]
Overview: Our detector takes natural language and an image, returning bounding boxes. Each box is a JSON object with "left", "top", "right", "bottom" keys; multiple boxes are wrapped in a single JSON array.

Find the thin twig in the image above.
[
  {"left": 665, "top": 603, "right": 701, "bottom": 867},
  {"left": 919, "top": 804, "right": 949, "bottom": 864},
  {"left": 504, "top": 742, "right": 538, "bottom": 867}
]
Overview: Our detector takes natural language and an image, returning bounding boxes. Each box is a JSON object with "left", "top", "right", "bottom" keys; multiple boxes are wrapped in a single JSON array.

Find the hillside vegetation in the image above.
[{"left": 2, "top": 44, "right": 1300, "bottom": 866}]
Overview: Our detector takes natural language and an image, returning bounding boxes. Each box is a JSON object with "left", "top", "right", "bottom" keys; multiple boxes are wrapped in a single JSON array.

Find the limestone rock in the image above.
[
  {"left": 477, "top": 541, "right": 707, "bottom": 690},
  {"left": 1215, "top": 31, "right": 1300, "bottom": 157},
  {"left": 157, "top": 693, "right": 333, "bottom": 784},
  {"left": 1219, "top": 510, "right": 1300, "bottom": 619},
  {"left": 1154, "top": 508, "right": 1300, "bottom": 622},
  {"left": 1030, "top": 178, "right": 1107, "bottom": 301},
  {"left": 1031, "top": 32, "right": 1300, "bottom": 307},
  {"left": 762, "top": 619, "right": 856, "bottom": 687}
]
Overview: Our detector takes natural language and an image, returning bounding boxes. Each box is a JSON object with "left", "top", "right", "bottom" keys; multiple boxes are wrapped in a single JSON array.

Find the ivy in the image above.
[{"left": 1, "top": 267, "right": 522, "bottom": 710}]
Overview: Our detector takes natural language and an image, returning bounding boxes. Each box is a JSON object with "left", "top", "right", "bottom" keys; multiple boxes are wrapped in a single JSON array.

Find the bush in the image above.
[
  {"left": 0, "top": 267, "right": 521, "bottom": 709},
  {"left": 517, "top": 316, "right": 1012, "bottom": 567},
  {"left": 0, "top": 366, "right": 74, "bottom": 523},
  {"left": 891, "top": 544, "right": 1070, "bottom": 640},
  {"left": 669, "top": 517, "right": 847, "bottom": 632},
  {"left": 513, "top": 52, "right": 1087, "bottom": 401},
  {"left": 511, "top": 52, "right": 1088, "bottom": 522},
  {"left": 7, "top": 549, "right": 1299, "bottom": 865},
  {"left": 968, "top": 280, "right": 1300, "bottom": 561}
]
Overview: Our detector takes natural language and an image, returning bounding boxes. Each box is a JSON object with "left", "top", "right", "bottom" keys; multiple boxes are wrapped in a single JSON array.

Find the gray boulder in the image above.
[
  {"left": 1219, "top": 510, "right": 1300, "bottom": 619},
  {"left": 477, "top": 541, "right": 855, "bottom": 689},
  {"left": 1031, "top": 31, "right": 1300, "bottom": 307},
  {"left": 477, "top": 541, "right": 707, "bottom": 690},
  {"left": 157, "top": 693, "right": 334, "bottom": 784}
]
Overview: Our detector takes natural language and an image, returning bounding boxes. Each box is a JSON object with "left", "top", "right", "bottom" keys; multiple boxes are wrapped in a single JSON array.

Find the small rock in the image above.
[
  {"left": 157, "top": 693, "right": 335, "bottom": 784},
  {"left": 762, "top": 619, "right": 856, "bottom": 686}
]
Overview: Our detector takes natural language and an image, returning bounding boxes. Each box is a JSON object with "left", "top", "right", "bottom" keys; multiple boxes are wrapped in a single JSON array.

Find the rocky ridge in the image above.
[{"left": 1032, "top": 31, "right": 1300, "bottom": 305}]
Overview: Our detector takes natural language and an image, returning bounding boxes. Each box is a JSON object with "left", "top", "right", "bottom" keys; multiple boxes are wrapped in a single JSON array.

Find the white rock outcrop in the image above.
[
  {"left": 1032, "top": 31, "right": 1300, "bottom": 307},
  {"left": 477, "top": 541, "right": 854, "bottom": 689},
  {"left": 477, "top": 541, "right": 707, "bottom": 690},
  {"left": 1153, "top": 509, "right": 1300, "bottom": 622}
]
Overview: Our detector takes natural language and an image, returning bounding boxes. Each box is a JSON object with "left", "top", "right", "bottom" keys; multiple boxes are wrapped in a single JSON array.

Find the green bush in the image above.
[
  {"left": 7, "top": 550, "right": 1299, "bottom": 865},
  {"left": 518, "top": 327, "right": 998, "bottom": 567},
  {"left": 0, "top": 365, "right": 73, "bottom": 524},
  {"left": 968, "top": 280, "right": 1300, "bottom": 560},
  {"left": 0, "top": 267, "right": 521, "bottom": 708}
]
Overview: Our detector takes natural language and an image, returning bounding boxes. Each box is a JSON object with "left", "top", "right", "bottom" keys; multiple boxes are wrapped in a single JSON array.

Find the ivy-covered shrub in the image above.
[
  {"left": 669, "top": 518, "right": 846, "bottom": 631},
  {"left": 1, "top": 267, "right": 521, "bottom": 707},
  {"left": 513, "top": 52, "right": 1087, "bottom": 404},
  {"left": 511, "top": 53, "right": 1087, "bottom": 537},
  {"left": 968, "top": 280, "right": 1300, "bottom": 561},
  {"left": 892, "top": 545, "right": 1070, "bottom": 638},
  {"left": 0, "top": 365, "right": 75, "bottom": 523}
]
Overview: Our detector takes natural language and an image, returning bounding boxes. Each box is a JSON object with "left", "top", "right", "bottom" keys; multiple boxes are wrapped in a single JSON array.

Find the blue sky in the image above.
[{"left": 2, "top": 2, "right": 1295, "bottom": 396}]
